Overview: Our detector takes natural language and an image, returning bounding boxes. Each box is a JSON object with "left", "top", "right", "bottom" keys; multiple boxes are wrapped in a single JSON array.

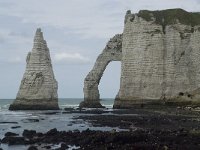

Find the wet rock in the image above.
[
  {"left": 0, "top": 122, "right": 18, "bottom": 124},
  {"left": 5, "top": 132, "right": 19, "bottom": 137},
  {"left": 163, "top": 145, "right": 168, "bottom": 150},
  {"left": 78, "top": 137, "right": 91, "bottom": 145},
  {"left": 1, "top": 107, "right": 200, "bottom": 149},
  {"left": 1, "top": 136, "right": 25, "bottom": 145},
  {"left": 64, "top": 107, "right": 75, "bottom": 111},
  {"left": 22, "top": 118, "right": 39, "bottom": 123},
  {"left": 1, "top": 128, "right": 200, "bottom": 149},
  {"left": 23, "top": 130, "right": 36, "bottom": 138},
  {"left": 28, "top": 146, "right": 38, "bottom": 150},
  {"left": 73, "top": 130, "right": 80, "bottom": 134},
  {"left": 11, "top": 126, "right": 21, "bottom": 129},
  {"left": 59, "top": 143, "right": 69, "bottom": 150},
  {"left": 43, "top": 145, "right": 51, "bottom": 149},
  {"left": 36, "top": 132, "right": 44, "bottom": 137},
  {"left": 83, "top": 109, "right": 105, "bottom": 114},
  {"left": 44, "top": 112, "right": 60, "bottom": 115},
  {"left": 46, "top": 128, "right": 58, "bottom": 136}
]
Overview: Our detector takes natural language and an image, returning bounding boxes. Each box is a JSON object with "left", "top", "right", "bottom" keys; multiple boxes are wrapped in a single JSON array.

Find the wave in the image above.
[
  {"left": 0, "top": 104, "right": 10, "bottom": 111},
  {"left": 60, "top": 104, "right": 79, "bottom": 107},
  {"left": 102, "top": 104, "right": 113, "bottom": 108}
]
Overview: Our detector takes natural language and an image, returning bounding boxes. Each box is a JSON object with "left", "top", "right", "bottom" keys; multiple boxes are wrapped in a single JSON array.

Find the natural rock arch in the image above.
[
  {"left": 80, "top": 8, "right": 200, "bottom": 109},
  {"left": 80, "top": 34, "right": 122, "bottom": 108}
]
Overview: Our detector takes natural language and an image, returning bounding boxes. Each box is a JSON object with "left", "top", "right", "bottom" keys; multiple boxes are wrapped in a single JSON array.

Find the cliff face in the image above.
[
  {"left": 9, "top": 28, "right": 59, "bottom": 110},
  {"left": 81, "top": 8, "right": 200, "bottom": 108},
  {"left": 114, "top": 9, "right": 200, "bottom": 108}
]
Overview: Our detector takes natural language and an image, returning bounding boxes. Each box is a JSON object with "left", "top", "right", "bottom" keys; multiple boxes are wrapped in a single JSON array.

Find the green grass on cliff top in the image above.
[{"left": 137, "top": 8, "right": 200, "bottom": 26}]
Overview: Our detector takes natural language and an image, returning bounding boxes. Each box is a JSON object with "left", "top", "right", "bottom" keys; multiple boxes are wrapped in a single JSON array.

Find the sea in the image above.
[{"left": 0, "top": 98, "right": 116, "bottom": 150}]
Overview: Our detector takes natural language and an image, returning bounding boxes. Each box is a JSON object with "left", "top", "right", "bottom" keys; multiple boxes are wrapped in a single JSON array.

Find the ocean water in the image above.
[
  {"left": 0, "top": 98, "right": 116, "bottom": 150},
  {"left": 0, "top": 98, "right": 114, "bottom": 110}
]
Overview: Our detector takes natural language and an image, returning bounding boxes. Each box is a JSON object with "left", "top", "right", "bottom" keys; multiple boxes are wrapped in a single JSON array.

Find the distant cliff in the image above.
[{"left": 81, "top": 8, "right": 200, "bottom": 108}]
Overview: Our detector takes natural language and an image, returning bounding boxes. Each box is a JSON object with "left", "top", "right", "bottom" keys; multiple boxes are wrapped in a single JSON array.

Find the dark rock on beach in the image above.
[
  {"left": 22, "top": 118, "right": 39, "bottom": 123},
  {"left": 4, "top": 132, "right": 19, "bottom": 137},
  {"left": 63, "top": 108, "right": 111, "bottom": 114},
  {"left": 11, "top": 126, "right": 21, "bottom": 129},
  {"left": 28, "top": 146, "right": 38, "bottom": 150},
  {"left": 1, "top": 107, "right": 200, "bottom": 149},
  {"left": 43, "top": 111, "right": 60, "bottom": 115},
  {"left": 23, "top": 130, "right": 37, "bottom": 138},
  {"left": 46, "top": 128, "right": 58, "bottom": 136},
  {"left": 0, "top": 121, "right": 18, "bottom": 124},
  {"left": 76, "top": 107, "right": 200, "bottom": 130},
  {"left": 60, "top": 143, "right": 69, "bottom": 149},
  {"left": 1, "top": 136, "right": 25, "bottom": 145},
  {"left": 64, "top": 107, "right": 75, "bottom": 111},
  {"left": 1, "top": 127, "right": 200, "bottom": 149},
  {"left": 43, "top": 145, "right": 51, "bottom": 149}
]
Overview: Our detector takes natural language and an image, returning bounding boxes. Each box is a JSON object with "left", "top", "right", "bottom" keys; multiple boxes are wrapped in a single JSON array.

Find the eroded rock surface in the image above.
[
  {"left": 80, "top": 34, "right": 122, "bottom": 108},
  {"left": 9, "top": 28, "right": 59, "bottom": 110},
  {"left": 81, "top": 9, "right": 200, "bottom": 108},
  {"left": 115, "top": 9, "right": 200, "bottom": 108}
]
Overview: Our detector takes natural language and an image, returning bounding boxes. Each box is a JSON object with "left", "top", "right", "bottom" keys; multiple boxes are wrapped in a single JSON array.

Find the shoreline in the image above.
[{"left": 0, "top": 106, "right": 200, "bottom": 149}]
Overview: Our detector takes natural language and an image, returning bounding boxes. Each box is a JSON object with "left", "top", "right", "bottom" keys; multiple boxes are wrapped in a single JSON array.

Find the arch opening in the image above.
[{"left": 99, "top": 61, "right": 121, "bottom": 108}]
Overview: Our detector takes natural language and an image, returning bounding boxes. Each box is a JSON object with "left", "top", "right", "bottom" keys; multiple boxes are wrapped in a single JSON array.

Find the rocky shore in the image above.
[
  {"left": 1, "top": 106, "right": 200, "bottom": 150},
  {"left": 1, "top": 127, "right": 200, "bottom": 150}
]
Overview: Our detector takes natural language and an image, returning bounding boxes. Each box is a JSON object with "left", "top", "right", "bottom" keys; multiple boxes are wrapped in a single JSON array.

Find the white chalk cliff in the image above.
[
  {"left": 80, "top": 34, "right": 122, "bottom": 108},
  {"left": 81, "top": 9, "right": 200, "bottom": 108},
  {"left": 9, "top": 28, "right": 59, "bottom": 110}
]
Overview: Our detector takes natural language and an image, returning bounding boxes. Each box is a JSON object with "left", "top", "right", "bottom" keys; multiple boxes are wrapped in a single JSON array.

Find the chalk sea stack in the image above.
[
  {"left": 81, "top": 8, "right": 200, "bottom": 108},
  {"left": 9, "top": 28, "right": 59, "bottom": 110}
]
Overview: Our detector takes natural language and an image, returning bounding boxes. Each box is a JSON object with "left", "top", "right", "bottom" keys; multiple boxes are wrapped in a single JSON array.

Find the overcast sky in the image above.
[{"left": 0, "top": 0, "right": 200, "bottom": 99}]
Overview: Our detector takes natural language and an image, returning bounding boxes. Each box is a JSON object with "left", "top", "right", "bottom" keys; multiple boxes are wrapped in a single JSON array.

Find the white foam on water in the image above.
[
  {"left": 0, "top": 110, "right": 27, "bottom": 116},
  {"left": 2, "top": 104, "right": 10, "bottom": 109},
  {"left": 102, "top": 104, "right": 113, "bottom": 108},
  {"left": 60, "top": 104, "right": 79, "bottom": 108},
  {"left": 0, "top": 104, "right": 9, "bottom": 111}
]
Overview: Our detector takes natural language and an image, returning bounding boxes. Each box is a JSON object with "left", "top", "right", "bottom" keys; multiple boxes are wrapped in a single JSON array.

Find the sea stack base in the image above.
[
  {"left": 113, "top": 98, "right": 200, "bottom": 109},
  {"left": 79, "top": 100, "right": 105, "bottom": 108},
  {"left": 113, "top": 99, "right": 164, "bottom": 109},
  {"left": 9, "top": 99, "right": 59, "bottom": 110}
]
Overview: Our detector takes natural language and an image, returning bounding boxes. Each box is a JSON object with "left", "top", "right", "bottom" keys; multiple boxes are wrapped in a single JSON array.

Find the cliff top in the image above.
[{"left": 134, "top": 8, "right": 200, "bottom": 26}]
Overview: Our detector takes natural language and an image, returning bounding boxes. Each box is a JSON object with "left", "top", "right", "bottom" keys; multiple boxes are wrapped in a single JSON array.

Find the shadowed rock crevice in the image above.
[{"left": 9, "top": 28, "right": 59, "bottom": 110}]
